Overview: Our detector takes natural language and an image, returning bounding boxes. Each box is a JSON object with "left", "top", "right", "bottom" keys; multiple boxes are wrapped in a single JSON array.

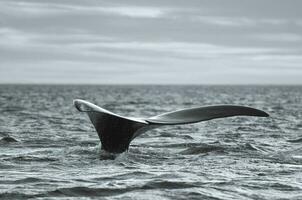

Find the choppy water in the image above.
[{"left": 0, "top": 85, "right": 301, "bottom": 199}]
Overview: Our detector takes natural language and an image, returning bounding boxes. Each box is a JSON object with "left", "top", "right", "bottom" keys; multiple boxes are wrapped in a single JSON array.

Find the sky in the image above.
[{"left": 0, "top": 0, "right": 302, "bottom": 84}]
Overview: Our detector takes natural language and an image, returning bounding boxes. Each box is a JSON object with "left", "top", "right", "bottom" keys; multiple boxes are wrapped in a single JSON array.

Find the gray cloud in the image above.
[{"left": 0, "top": 0, "right": 302, "bottom": 84}]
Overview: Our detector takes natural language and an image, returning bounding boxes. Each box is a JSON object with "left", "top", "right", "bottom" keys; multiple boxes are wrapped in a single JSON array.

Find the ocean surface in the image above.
[{"left": 0, "top": 85, "right": 301, "bottom": 200}]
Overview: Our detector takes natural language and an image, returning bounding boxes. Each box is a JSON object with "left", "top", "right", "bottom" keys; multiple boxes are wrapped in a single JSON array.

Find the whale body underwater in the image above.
[{"left": 73, "top": 99, "right": 269, "bottom": 154}]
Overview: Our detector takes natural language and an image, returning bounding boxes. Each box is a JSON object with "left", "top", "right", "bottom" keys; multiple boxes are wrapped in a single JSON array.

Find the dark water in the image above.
[{"left": 0, "top": 85, "right": 301, "bottom": 199}]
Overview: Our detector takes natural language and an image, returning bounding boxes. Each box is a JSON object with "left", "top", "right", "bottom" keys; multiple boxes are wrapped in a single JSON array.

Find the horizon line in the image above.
[{"left": 0, "top": 83, "right": 301, "bottom": 86}]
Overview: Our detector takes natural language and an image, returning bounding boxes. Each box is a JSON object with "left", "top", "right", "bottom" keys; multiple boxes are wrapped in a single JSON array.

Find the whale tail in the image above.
[{"left": 73, "top": 99, "right": 269, "bottom": 153}]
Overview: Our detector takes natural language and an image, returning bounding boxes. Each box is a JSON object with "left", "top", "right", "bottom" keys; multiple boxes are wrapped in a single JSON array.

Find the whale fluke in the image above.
[{"left": 74, "top": 99, "right": 269, "bottom": 153}]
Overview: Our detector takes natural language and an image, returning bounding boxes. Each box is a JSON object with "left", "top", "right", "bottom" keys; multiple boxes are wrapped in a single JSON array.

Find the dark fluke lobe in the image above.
[
  {"left": 73, "top": 99, "right": 269, "bottom": 154},
  {"left": 147, "top": 105, "right": 269, "bottom": 125}
]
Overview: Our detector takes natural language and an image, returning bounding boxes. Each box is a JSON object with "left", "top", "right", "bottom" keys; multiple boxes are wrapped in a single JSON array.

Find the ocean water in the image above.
[{"left": 0, "top": 85, "right": 301, "bottom": 200}]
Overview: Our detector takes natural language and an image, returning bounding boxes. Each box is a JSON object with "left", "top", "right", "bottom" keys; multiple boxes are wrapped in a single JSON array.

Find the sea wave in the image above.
[{"left": 0, "top": 85, "right": 301, "bottom": 199}]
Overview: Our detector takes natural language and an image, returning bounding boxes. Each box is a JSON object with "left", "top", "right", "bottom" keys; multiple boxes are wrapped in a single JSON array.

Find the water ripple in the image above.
[{"left": 0, "top": 85, "right": 301, "bottom": 199}]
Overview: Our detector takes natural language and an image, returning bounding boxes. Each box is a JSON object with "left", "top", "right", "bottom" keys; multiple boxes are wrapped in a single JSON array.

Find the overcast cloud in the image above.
[{"left": 0, "top": 0, "right": 302, "bottom": 84}]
